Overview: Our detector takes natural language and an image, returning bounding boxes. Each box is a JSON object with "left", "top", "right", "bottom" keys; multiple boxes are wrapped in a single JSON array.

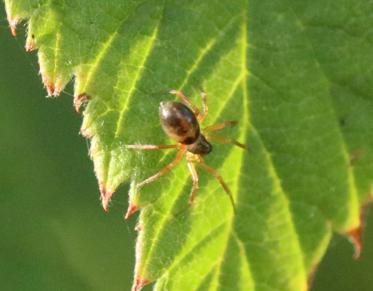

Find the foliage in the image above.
[{"left": 4, "top": 0, "right": 373, "bottom": 290}]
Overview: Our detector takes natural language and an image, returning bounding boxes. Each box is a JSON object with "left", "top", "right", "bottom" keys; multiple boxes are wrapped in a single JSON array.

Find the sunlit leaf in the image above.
[{"left": 4, "top": 0, "right": 373, "bottom": 290}]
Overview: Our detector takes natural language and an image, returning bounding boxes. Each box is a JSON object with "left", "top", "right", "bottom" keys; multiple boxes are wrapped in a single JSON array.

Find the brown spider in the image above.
[{"left": 124, "top": 90, "right": 246, "bottom": 219}]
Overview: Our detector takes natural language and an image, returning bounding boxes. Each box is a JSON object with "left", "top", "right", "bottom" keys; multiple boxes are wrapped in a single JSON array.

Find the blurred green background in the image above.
[{"left": 0, "top": 9, "right": 372, "bottom": 291}]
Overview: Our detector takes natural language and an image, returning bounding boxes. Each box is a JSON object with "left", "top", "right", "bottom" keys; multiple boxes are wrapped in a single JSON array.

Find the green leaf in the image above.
[{"left": 4, "top": 0, "right": 373, "bottom": 290}]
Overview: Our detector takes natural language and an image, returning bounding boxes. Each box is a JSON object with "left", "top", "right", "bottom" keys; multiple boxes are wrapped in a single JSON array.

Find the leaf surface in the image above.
[{"left": 4, "top": 0, "right": 373, "bottom": 290}]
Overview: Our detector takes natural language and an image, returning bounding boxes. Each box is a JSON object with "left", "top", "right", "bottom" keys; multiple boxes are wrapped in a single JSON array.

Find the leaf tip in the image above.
[{"left": 131, "top": 277, "right": 150, "bottom": 291}]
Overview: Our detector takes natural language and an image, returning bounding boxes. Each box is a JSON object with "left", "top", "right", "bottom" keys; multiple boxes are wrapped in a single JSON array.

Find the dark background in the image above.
[{"left": 1, "top": 11, "right": 372, "bottom": 291}]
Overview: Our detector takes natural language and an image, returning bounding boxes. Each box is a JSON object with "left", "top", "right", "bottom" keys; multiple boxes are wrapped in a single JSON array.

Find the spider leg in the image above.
[
  {"left": 136, "top": 148, "right": 186, "bottom": 189},
  {"left": 169, "top": 90, "right": 200, "bottom": 116},
  {"left": 206, "top": 135, "right": 247, "bottom": 150},
  {"left": 126, "top": 144, "right": 178, "bottom": 150},
  {"left": 203, "top": 120, "right": 238, "bottom": 132},
  {"left": 186, "top": 161, "right": 199, "bottom": 204},
  {"left": 198, "top": 160, "right": 236, "bottom": 212},
  {"left": 198, "top": 91, "right": 208, "bottom": 123}
]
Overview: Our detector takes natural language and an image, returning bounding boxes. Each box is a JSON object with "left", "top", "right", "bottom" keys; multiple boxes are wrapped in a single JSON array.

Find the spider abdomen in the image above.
[{"left": 159, "top": 101, "right": 200, "bottom": 144}]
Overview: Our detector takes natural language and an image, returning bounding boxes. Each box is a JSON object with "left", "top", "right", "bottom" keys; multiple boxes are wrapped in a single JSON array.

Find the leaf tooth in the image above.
[
  {"left": 79, "top": 126, "right": 94, "bottom": 138},
  {"left": 125, "top": 181, "right": 140, "bottom": 219},
  {"left": 38, "top": 50, "right": 71, "bottom": 97},
  {"left": 8, "top": 18, "right": 18, "bottom": 37},
  {"left": 131, "top": 277, "right": 150, "bottom": 291},
  {"left": 99, "top": 183, "right": 114, "bottom": 212},
  {"left": 47, "top": 84, "right": 60, "bottom": 97},
  {"left": 134, "top": 223, "right": 143, "bottom": 232},
  {"left": 41, "top": 75, "right": 62, "bottom": 97},
  {"left": 346, "top": 200, "right": 371, "bottom": 259},
  {"left": 74, "top": 93, "right": 90, "bottom": 113},
  {"left": 347, "top": 226, "right": 362, "bottom": 259},
  {"left": 25, "top": 39, "right": 36, "bottom": 52},
  {"left": 307, "top": 267, "right": 317, "bottom": 291},
  {"left": 125, "top": 202, "right": 139, "bottom": 220}
]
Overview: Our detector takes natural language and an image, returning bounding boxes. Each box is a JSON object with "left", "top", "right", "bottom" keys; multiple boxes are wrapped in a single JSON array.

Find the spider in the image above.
[{"left": 124, "top": 90, "right": 246, "bottom": 219}]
